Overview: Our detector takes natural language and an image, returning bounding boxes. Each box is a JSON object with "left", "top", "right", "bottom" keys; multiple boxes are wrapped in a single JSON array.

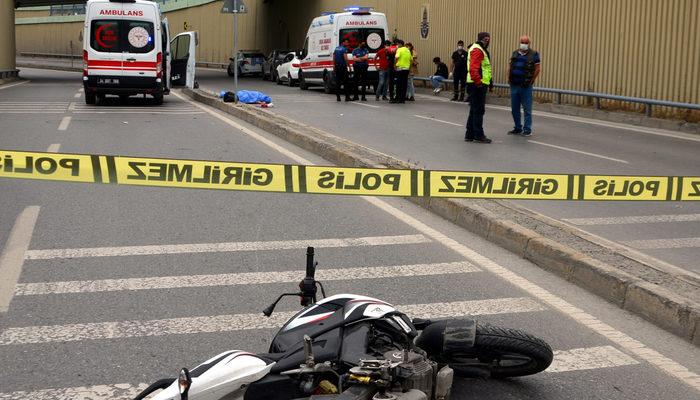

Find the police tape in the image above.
[{"left": 1, "top": 149, "right": 698, "bottom": 201}]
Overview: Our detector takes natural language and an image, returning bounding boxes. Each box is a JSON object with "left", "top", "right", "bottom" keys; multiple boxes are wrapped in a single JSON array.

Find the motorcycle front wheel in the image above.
[{"left": 445, "top": 323, "right": 553, "bottom": 378}]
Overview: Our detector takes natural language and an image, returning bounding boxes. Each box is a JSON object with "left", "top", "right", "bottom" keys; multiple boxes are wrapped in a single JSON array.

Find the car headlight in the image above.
[{"left": 178, "top": 368, "right": 192, "bottom": 399}]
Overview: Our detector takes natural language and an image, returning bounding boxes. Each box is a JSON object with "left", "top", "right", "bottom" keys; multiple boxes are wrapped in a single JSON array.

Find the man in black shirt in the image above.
[
  {"left": 429, "top": 57, "right": 449, "bottom": 95},
  {"left": 450, "top": 40, "right": 468, "bottom": 101}
]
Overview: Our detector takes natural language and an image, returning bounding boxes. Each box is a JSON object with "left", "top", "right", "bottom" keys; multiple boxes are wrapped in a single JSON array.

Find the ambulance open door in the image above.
[{"left": 170, "top": 31, "right": 197, "bottom": 89}]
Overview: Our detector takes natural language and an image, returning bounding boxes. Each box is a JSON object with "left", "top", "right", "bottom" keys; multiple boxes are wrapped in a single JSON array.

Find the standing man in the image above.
[
  {"left": 333, "top": 38, "right": 351, "bottom": 102},
  {"left": 352, "top": 41, "right": 370, "bottom": 101},
  {"left": 392, "top": 40, "right": 411, "bottom": 104},
  {"left": 450, "top": 40, "right": 468, "bottom": 101},
  {"left": 507, "top": 35, "right": 541, "bottom": 136},
  {"left": 429, "top": 57, "right": 449, "bottom": 94},
  {"left": 465, "top": 32, "right": 493, "bottom": 143},
  {"left": 375, "top": 40, "right": 391, "bottom": 100},
  {"left": 386, "top": 40, "right": 399, "bottom": 101}
]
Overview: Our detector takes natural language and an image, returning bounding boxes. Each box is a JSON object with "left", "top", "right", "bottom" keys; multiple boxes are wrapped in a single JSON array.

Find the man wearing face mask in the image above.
[
  {"left": 507, "top": 35, "right": 541, "bottom": 136},
  {"left": 450, "top": 40, "right": 468, "bottom": 101},
  {"left": 465, "top": 32, "right": 493, "bottom": 143}
]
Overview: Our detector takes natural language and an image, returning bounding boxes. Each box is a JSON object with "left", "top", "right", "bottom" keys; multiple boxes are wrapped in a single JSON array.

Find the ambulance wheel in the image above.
[
  {"left": 323, "top": 73, "right": 333, "bottom": 94},
  {"left": 85, "top": 92, "right": 96, "bottom": 105},
  {"left": 298, "top": 72, "right": 309, "bottom": 90},
  {"left": 153, "top": 93, "right": 163, "bottom": 105}
]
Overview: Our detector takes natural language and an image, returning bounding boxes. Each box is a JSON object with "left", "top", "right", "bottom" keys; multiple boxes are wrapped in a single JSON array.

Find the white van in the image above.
[
  {"left": 296, "top": 7, "right": 389, "bottom": 92},
  {"left": 82, "top": 0, "right": 197, "bottom": 104}
]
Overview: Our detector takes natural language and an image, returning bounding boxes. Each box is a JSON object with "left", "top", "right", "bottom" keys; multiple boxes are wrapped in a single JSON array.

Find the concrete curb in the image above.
[{"left": 182, "top": 87, "right": 700, "bottom": 345}]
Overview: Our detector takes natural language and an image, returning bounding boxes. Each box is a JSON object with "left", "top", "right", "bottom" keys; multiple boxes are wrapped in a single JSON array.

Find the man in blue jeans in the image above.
[{"left": 507, "top": 35, "right": 541, "bottom": 136}]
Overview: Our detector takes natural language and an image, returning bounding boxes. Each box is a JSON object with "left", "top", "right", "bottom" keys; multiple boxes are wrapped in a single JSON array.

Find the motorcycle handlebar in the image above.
[{"left": 306, "top": 246, "right": 315, "bottom": 279}]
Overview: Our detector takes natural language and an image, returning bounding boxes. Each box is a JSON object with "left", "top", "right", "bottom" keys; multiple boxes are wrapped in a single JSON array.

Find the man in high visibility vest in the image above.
[{"left": 465, "top": 32, "right": 493, "bottom": 143}]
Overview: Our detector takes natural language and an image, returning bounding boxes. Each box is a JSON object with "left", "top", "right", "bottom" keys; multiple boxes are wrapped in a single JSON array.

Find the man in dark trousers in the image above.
[
  {"left": 351, "top": 41, "right": 370, "bottom": 101},
  {"left": 465, "top": 32, "right": 493, "bottom": 143},
  {"left": 392, "top": 40, "right": 411, "bottom": 104},
  {"left": 386, "top": 40, "right": 399, "bottom": 101},
  {"left": 450, "top": 40, "right": 468, "bottom": 101},
  {"left": 333, "top": 38, "right": 351, "bottom": 102},
  {"left": 507, "top": 35, "right": 541, "bottom": 136}
]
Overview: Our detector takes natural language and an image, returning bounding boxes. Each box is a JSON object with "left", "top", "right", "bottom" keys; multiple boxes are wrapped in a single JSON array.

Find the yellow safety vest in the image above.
[
  {"left": 395, "top": 47, "right": 412, "bottom": 70},
  {"left": 466, "top": 43, "right": 492, "bottom": 85}
]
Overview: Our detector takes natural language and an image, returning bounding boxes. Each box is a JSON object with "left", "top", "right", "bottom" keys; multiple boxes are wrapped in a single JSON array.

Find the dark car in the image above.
[{"left": 262, "top": 49, "right": 293, "bottom": 81}]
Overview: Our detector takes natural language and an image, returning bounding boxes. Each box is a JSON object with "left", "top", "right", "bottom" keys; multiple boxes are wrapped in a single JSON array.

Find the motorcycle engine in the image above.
[{"left": 383, "top": 350, "right": 437, "bottom": 397}]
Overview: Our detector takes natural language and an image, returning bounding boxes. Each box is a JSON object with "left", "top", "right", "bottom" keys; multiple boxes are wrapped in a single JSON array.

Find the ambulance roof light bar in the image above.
[{"left": 344, "top": 6, "right": 373, "bottom": 15}]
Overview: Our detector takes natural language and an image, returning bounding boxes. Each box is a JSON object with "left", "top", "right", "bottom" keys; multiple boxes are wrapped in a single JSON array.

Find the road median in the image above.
[{"left": 182, "top": 87, "right": 700, "bottom": 345}]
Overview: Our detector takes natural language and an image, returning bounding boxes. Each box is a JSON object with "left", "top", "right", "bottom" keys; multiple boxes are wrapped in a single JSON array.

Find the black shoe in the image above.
[
  {"left": 337, "top": 97, "right": 341, "bottom": 102},
  {"left": 353, "top": 96, "right": 359, "bottom": 101},
  {"left": 520, "top": 131, "right": 532, "bottom": 137},
  {"left": 382, "top": 96, "right": 389, "bottom": 100},
  {"left": 361, "top": 97, "right": 367, "bottom": 101},
  {"left": 389, "top": 100, "right": 398, "bottom": 104},
  {"left": 450, "top": 97, "right": 459, "bottom": 101},
  {"left": 375, "top": 95, "right": 380, "bottom": 100},
  {"left": 508, "top": 129, "right": 522, "bottom": 135},
  {"left": 345, "top": 97, "right": 351, "bottom": 102},
  {"left": 464, "top": 138, "right": 474, "bottom": 142},
  {"left": 407, "top": 97, "right": 415, "bottom": 101},
  {"left": 474, "top": 137, "right": 492, "bottom": 143},
  {"left": 461, "top": 98, "right": 469, "bottom": 102}
]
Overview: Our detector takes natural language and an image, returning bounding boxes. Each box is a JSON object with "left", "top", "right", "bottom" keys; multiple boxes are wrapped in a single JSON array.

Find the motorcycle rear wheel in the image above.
[{"left": 447, "top": 323, "right": 553, "bottom": 378}]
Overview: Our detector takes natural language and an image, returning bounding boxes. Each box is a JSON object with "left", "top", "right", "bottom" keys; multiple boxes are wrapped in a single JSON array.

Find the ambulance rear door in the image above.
[
  {"left": 170, "top": 31, "right": 197, "bottom": 89},
  {"left": 162, "top": 17, "right": 171, "bottom": 93},
  {"left": 86, "top": 1, "right": 124, "bottom": 81},
  {"left": 120, "top": 3, "right": 159, "bottom": 84}
]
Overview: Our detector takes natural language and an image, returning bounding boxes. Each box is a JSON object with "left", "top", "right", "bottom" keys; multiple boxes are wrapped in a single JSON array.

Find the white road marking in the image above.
[
  {"left": 15, "top": 261, "right": 478, "bottom": 295},
  {"left": 79, "top": 87, "right": 84, "bottom": 92},
  {"left": 0, "top": 80, "right": 30, "bottom": 90},
  {"left": 563, "top": 214, "right": 700, "bottom": 226},
  {"left": 547, "top": 346, "right": 639, "bottom": 373},
  {"left": 0, "top": 344, "right": 642, "bottom": 399},
  {"left": 73, "top": 92, "right": 81, "bottom": 98},
  {"left": 0, "top": 297, "right": 544, "bottom": 345},
  {"left": 57, "top": 116, "right": 71, "bottom": 131},
  {"left": 177, "top": 90, "right": 700, "bottom": 389},
  {"left": 0, "top": 207, "right": 40, "bottom": 313},
  {"left": 46, "top": 144, "right": 61, "bottom": 153},
  {"left": 24, "top": 234, "right": 430, "bottom": 260},
  {"left": 352, "top": 102, "right": 381, "bottom": 108},
  {"left": 527, "top": 140, "right": 629, "bottom": 164},
  {"left": 622, "top": 237, "right": 700, "bottom": 250},
  {"left": 413, "top": 114, "right": 463, "bottom": 126}
]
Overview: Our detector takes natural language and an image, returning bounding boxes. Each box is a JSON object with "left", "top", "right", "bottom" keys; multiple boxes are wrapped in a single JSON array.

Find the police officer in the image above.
[
  {"left": 352, "top": 41, "right": 370, "bottom": 101},
  {"left": 333, "top": 39, "right": 351, "bottom": 102}
]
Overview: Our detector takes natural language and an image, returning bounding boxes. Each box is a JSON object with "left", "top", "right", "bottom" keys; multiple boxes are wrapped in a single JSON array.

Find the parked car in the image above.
[
  {"left": 275, "top": 52, "right": 300, "bottom": 87},
  {"left": 262, "top": 49, "right": 293, "bottom": 81},
  {"left": 227, "top": 50, "right": 265, "bottom": 77}
]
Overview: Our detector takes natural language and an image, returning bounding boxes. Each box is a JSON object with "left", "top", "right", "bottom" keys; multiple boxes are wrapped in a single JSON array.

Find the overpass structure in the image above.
[{"left": 2, "top": 0, "right": 85, "bottom": 78}]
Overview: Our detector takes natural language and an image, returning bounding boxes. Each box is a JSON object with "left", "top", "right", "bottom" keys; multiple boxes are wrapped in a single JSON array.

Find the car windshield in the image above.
[
  {"left": 243, "top": 53, "right": 266, "bottom": 59},
  {"left": 276, "top": 50, "right": 293, "bottom": 60}
]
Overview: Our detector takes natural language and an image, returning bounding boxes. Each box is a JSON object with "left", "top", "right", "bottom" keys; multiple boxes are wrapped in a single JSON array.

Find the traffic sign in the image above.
[{"left": 221, "top": 0, "right": 247, "bottom": 14}]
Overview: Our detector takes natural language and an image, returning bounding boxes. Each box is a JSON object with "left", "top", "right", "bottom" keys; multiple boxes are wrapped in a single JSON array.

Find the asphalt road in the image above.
[
  {"left": 196, "top": 68, "right": 700, "bottom": 277},
  {"left": 0, "top": 68, "right": 698, "bottom": 399}
]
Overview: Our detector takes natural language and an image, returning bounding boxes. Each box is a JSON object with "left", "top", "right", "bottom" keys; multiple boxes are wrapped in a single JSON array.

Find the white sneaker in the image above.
[{"left": 435, "top": 87, "right": 442, "bottom": 94}]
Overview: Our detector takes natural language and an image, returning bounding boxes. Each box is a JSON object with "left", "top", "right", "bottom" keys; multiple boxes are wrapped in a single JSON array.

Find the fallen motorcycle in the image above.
[{"left": 135, "top": 247, "right": 553, "bottom": 400}]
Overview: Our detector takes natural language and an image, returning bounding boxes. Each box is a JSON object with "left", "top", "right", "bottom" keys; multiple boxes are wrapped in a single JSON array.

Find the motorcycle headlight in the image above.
[{"left": 178, "top": 368, "right": 192, "bottom": 398}]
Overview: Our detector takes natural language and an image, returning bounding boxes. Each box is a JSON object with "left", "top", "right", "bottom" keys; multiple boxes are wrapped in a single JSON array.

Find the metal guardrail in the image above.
[{"left": 413, "top": 77, "right": 700, "bottom": 117}]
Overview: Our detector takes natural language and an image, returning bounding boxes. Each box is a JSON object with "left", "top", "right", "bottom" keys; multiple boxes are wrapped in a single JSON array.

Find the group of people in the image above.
[
  {"left": 333, "top": 32, "right": 542, "bottom": 144},
  {"left": 333, "top": 38, "right": 418, "bottom": 103},
  {"left": 428, "top": 33, "right": 541, "bottom": 143}
]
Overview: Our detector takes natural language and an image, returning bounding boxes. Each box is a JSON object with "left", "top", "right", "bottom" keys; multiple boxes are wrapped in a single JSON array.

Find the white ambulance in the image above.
[
  {"left": 82, "top": 0, "right": 197, "bottom": 105},
  {"left": 296, "top": 7, "right": 389, "bottom": 93}
]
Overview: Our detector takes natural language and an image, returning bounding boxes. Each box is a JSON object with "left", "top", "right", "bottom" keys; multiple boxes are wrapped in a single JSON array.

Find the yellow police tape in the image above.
[{"left": 1, "top": 149, "right": 698, "bottom": 201}]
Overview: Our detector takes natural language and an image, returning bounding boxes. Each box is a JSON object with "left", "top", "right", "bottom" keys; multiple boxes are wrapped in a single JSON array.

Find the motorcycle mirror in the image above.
[{"left": 178, "top": 368, "right": 192, "bottom": 399}]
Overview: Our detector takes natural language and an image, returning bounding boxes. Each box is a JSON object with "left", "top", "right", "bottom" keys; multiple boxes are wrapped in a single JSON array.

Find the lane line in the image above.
[
  {"left": 546, "top": 346, "right": 639, "bottom": 373},
  {"left": 79, "top": 87, "right": 84, "bottom": 92},
  {"left": 0, "top": 80, "right": 30, "bottom": 90},
  {"left": 73, "top": 93, "right": 81, "bottom": 98},
  {"left": 413, "top": 114, "right": 463, "bottom": 127},
  {"left": 15, "top": 261, "right": 478, "bottom": 295},
  {"left": 563, "top": 214, "right": 700, "bottom": 226},
  {"left": 0, "top": 297, "right": 545, "bottom": 345},
  {"left": 24, "top": 234, "right": 430, "bottom": 260},
  {"left": 527, "top": 140, "right": 629, "bottom": 164},
  {"left": 175, "top": 90, "right": 700, "bottom": 390},
  {"left": 0, "top": 207, "right": 40, "bottom": 313},
  {"left": 622, "top": 237, "right": 700, "bottom": 250},
  {"left": 46, "top": 144, "right": 61, "bottom": 153},
  {"left": 0, "top": 345, "right": 642, "bottom": 399},
  {"left": 57, "top": 116, "right": 71, "bottom": 131},
  {"left": 352, "top": 102, "right": 381, "bottom": 109}
]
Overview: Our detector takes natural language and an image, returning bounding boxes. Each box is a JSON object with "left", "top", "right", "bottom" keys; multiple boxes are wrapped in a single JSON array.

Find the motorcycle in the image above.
[{"left": 135, "top": 247, "right": 553, "bottom": 400}]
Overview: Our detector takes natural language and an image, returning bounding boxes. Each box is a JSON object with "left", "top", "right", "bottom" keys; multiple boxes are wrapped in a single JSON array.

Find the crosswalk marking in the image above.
[
  {"left": 547, "top": 346, "right": 639, "bottom": 373},
  {"left": 0, "top": 345, "right": 642, "bottom": 399},
  {"left": 622, "top": 237, "right": 700, "bottom": 249},
  {"left": 15, "top": 261, "right": 479, "bottom": 296},
  {"left": 0, "top": 298, "right": 545, "bottom": 345},
  {"left": 24, "top": 234, "right": 431, "bottom": 260},
  {"left": 563, "top": 214, "right": 700, "bottom": 225}
]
